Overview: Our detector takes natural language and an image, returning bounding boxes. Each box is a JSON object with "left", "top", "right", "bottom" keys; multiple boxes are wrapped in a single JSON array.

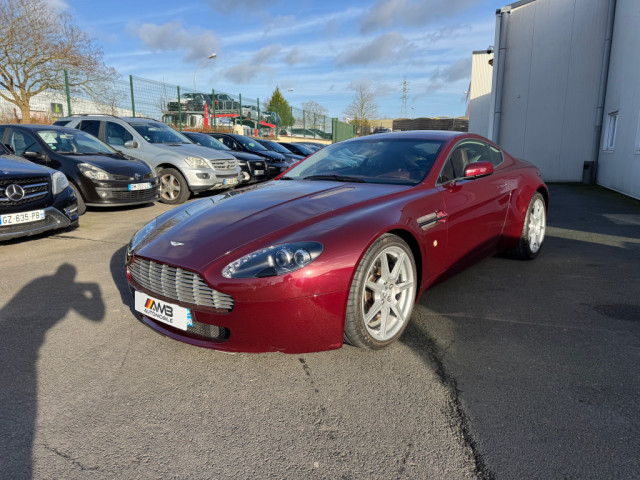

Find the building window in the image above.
[
  {"left": 604, "top": 111, "right": 618, "bottom": 151},
  {"left": 635, "top": 112, "right": 640, "bottom": 154}
]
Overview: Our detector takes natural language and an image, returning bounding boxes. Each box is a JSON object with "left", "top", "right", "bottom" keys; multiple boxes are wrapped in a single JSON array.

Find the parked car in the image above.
[
  {"left": 296, "top": 142, "right": 326, "bottom": 152},
  {"left": 0, "top": 124, "right": 159, "bottom": 215},
  {"left": 209, "top": 133, "right": 290, "bottom": 178},
  {"left": 0, "top": 144, "right": 78, "bottom": 241},
  {"left": 278, "top": 142, "right": 315, "bottom": 157},
  {"left": 167, "top": 93, "right": 211, "bottom": 112},
  {"left": 125, "top": 131, "right": 548, "bottom": 353},
  {"left": 183, "top": 132, "right": 268, "bottom": 185},
  {"left": 55, "top": 115, "right": 242, "bottom": 204},
  {"left": 254, "top": 139, "right": 304, "bottom": 164}
]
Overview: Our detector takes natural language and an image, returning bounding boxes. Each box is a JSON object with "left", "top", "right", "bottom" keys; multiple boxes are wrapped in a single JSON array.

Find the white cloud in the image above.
[
  {"left": 128, "top": 21, "right": 220, "bottom": 63},
  {"left": 361, "top": 0, "right": 481, "bottom": 32},
  {"left": 45, "top": 0, "right": 69, "bottom": 13},
  {"left": 336, "top": 33, "right": 409, "bottom": 66}
]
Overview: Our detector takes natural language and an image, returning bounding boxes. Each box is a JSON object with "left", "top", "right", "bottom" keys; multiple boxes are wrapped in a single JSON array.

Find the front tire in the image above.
[
  {"left": 158, "top": 168, "right": 190, "bottom": 204},
  {"left": 344, "top": 234, "right": 417, "bottom": 349},
  {"left": 69, "top": 183, "right": 86, "bottom": 215},
  {"left": 510, "top": 192, "right": 546, "bottom": 259}
]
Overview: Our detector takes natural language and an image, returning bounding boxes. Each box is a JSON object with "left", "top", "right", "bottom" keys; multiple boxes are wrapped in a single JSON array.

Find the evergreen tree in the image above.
[{"left": 265, "top": 87, "right": 295, "bottom": 129}]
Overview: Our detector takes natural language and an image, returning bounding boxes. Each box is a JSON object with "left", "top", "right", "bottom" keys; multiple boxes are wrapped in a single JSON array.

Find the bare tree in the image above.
[
  {"left": 302, "top": 101, "right": 328, "bottom": 138},
  {"left": 344, "top": 82, "right": 379, "bottom": 135},
  {"left": 0, "top": 0, "right": 117, "bottom": 123}
]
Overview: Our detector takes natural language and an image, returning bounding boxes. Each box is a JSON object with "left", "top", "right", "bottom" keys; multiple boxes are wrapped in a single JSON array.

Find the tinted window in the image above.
[
  {"left": 53, "top": 120, "right": 71, "bottom": 126},
  {"left": 9, "top": 130, "right": 41, "bottom": 156},
  {"left": 79, "top": 120, "right": 101, "bottom": 138},
  {"left": 488, "top": 144, "right": 503, "bottom": 166},
  {"left": 217, "top": 136, "right": 237, "bottom": 149},
  {"left": 284, "top": 138, "right": 443, "bottom": 186},
  {"left": 187, "top": 133, "right": 230, "bottom": 150},
  {"left": 236, "top": 136, "right": 268, "bottom": 152},
  {"left": 105, "top": 121, "right": 133, "bottom": 146}
]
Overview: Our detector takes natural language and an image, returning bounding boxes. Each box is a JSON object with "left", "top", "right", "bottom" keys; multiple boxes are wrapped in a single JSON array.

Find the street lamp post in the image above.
[{"left": 194, "top": 53, "right": 217, "bottom": 92}]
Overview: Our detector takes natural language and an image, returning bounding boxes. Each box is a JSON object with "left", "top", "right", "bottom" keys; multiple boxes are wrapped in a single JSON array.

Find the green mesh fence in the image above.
[{"left": 1, "top": 72, "right": 351, "bottom": 142}]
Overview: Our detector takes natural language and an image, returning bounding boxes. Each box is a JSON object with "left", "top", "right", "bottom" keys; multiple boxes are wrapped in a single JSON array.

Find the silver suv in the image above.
[{"left": 55, "top": 115, "right": 242, "bottom": 204}]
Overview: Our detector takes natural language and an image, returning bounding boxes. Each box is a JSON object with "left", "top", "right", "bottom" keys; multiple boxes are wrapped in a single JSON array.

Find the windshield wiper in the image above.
[{"left": 302, "top": 174, "right": 366, "bottom": 183}]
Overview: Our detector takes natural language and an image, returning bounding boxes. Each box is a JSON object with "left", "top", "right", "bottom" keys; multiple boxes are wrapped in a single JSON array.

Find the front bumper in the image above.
[
  {"left": 0, "top": 205, "right": 77, "bottom": 241},
  {"left": 184, "top": 168, "right": 241, "bottom": 192},
  {"left": 127, "top": 273, "right": 348, "bottom": 353}
]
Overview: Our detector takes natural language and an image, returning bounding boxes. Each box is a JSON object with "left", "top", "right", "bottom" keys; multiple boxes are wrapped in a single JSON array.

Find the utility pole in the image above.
[{"left": 401, "top": 76, "right": 409, "bottom": 118}]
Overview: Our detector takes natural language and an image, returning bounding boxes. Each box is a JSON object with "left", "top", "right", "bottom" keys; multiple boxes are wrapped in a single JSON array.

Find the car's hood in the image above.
[
  {"left": 0, "top": 155, "right": 53, "bottom": 177},
  {"left": 229, "top": 151, "right": 264, "bottom": 162},
  {"left": 253, "top": 150, "right": 286, "bottom": 162},
  {"left": 136, "top": 180, "right": 409, "bottom": 271},
  {"left": 153, "top": 143, "right": 236, "bottom": 160},
  {"left": 60, "top": 154, "right": 151, "bottom": 176}
]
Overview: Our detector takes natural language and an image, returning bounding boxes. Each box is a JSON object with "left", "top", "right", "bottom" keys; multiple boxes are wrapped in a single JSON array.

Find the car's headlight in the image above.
[
  {"left": 128, "top": 218, "right": 157, "bottom": 253},
  {"left": 222, "top": 242, "right": 323, "bottom": 278},
  {"left": 52, "top": 171, "right": 69, "bottom": 195},
  {"left": 184, "top": 156, "right": 210, "bottom": 168},
  {"left": 78, "top": 163, "right": 112, "bottom": 181}
]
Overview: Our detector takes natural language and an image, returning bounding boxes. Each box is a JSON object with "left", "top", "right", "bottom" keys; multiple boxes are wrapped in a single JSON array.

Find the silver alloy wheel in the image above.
[
  {"left": 528, "top": 197, "right": 546, "bottom": 253},
  {"left": 160, "top": 172, "right": 181, "bottom": 201},
  {"left": 361, "top": 245, "right": 415, "bottom": 341}
]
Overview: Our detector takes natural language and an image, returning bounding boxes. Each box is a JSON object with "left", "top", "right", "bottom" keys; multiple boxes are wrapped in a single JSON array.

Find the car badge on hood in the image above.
[{"left": 170, "top": 241, "right": 184, "bottom": 247}]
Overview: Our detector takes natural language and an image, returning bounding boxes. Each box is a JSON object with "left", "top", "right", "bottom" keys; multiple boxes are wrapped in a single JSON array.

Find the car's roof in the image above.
[{"left": 4, "top": 124, "right": 69, "bottom": 131}]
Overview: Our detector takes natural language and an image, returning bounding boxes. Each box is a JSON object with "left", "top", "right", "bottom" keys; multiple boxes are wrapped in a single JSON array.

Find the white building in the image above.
[{"left": 470, "top": 0, "right": 640, "bottom": 199}]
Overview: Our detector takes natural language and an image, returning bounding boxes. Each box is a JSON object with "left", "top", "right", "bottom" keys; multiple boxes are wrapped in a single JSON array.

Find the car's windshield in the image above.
[
  {"left": 236, "top": 136, "right": 268, "bottom": 151},
  {"left": 37, "top": 129, "right": 118, "bottom": 155},
  {"left": 189, "top": 133, "right": 231, "bottom": 151},
  {"left": 129, "top": 122, "right": 191, "bottom": 144},
  {"left": 262, "top": 141, "right": 291, "bottom": 154},
  {"left": 283, "top": 138, "right": 444, "bottom": 186}
]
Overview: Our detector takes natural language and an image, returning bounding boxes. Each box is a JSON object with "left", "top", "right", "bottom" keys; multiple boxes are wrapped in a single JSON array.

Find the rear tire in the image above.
[
  {"left": 344, "top": 234, "right": 417, "bottom": 349},
  {"left": 158, "top": 168, "right": 190, "bottom": 204},
  {"left": 70, "top": 183, "right": 86, "bottom": 215},
  {"left": 509, "top": 192, "right": 546, "bottom": 260}
]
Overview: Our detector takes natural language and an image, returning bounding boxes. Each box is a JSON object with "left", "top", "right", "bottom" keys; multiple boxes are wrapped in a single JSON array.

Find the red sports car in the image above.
[{"left": 125, "top": 131, "right": 548, "bottom": 353}]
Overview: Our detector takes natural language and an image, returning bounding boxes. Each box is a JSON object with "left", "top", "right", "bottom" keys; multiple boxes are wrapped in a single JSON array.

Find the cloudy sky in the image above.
[{"left": 53, "top": 0, "right": 504, "bottom": 119}]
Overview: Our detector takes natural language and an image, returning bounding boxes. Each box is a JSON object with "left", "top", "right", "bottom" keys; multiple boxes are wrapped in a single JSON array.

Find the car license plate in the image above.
[
  {"left": 253, "top": 170, "right": 265, "bottom": 175},
  {"left": 0, "top": 209, "right": 45, "bottom": 226},
  {"left": 134, "top": 291, "right": 192, "bottom": 331},
  {"left": 223, "top": 178, "right": 238, "bottom": 186},
  {"left": 128, "top": 182, "right": 151, "bottom": 191}
]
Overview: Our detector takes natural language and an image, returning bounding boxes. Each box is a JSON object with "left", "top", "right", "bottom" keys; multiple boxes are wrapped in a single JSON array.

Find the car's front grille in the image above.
[
  {"left": 111, "top": 188, "right": 158, "bottom": 201},
  {"left": 0, "top": 177, "right": 49, "bottom": 206},
  {"left": 210, "top": 159, "right": 238, "bottom": 170},
  {"left": 112, "top": 172, "right": 156, "bottom": 181},
  {"left": 129, "top": 257, "right": 234, "bottom": 311}
]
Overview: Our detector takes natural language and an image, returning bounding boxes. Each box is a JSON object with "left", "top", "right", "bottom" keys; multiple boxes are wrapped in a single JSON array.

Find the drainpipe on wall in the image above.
[
  {"left": 488, "top": 6, "right": 510, "bottom": 145},
  {"left": 589, "top": 0, "right": 616, "bottom": 184}
]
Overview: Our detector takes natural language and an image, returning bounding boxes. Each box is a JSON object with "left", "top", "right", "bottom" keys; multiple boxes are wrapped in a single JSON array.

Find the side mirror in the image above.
[
  {"left": 463, "top": 161, "right": 493, "bottom": 179},
  {"left": 4, "top": 143, "right": 15, "bottom": 154},
  {"left": 24, "top": 151, "right": 46, "bottom": 162},
  {"left": 124, "top": 140, "right": 139, "bottom": 149}
]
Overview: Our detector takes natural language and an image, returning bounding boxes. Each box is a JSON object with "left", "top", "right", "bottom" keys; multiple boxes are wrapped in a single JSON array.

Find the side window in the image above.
[
  {"left": 220, "top": 137, "right": 235, "bottom": 149},
  {"left": 78, "top": 120, "right": 101, "bottom": 138},
  {"left": 105, "top": 122, "right": 133, "bottom": 146},
  {"left": 488, "top": 144, "right": 503, "bottom": 167},
  {"left": 462, "top": 141, "right": 491, "bottom": 165},
  {"left": 9, "top": 130, "right": 41, "bottom": 156}
]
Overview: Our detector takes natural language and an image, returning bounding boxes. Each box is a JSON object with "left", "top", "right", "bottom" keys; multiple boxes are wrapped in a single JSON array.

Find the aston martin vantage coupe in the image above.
[{"left": 125, "top": 131, "right": 548, "bottom": 353}]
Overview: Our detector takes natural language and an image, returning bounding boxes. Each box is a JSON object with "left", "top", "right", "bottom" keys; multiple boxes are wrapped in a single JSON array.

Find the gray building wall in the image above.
[
  {"left": 597, "top": 0, "right": 640, "bottom": 200},
  {"left": 488, "top": 0, "right": 610, "bottom": 181},
  {"left": 468, "top": 51, "right": 493, "bottom": 138}
]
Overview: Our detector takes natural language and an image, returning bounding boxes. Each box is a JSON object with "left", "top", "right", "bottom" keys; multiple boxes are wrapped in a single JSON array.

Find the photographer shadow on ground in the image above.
[{"left": 0, "top": 263, "right": 104, "bottom": 479}]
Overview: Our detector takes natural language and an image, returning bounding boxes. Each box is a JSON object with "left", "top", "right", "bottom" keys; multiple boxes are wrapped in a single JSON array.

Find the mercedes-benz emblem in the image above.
[
  {"left": 134, "top": 173, "right": 141, "bottom": 180},
  {"left": 6, "top": 184, "right": 25, "bottom": 201}
]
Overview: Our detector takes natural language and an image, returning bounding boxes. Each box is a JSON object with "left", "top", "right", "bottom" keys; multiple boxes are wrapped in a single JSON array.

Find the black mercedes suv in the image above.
[{"left": 0, "top": 144, "right": 78, "bottom": 241}]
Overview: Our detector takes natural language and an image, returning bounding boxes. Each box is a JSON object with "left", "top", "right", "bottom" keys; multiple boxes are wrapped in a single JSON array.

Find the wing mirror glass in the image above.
[
  {"left": 463, "top": 161, "right": 493, "bottom": 179},
  {"left": 124, "top": 140, "right": 139, "bottom": 149}
]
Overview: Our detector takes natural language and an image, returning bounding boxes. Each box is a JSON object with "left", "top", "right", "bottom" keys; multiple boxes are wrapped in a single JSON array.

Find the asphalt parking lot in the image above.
[{"left": 1, "top": 183, "right": 639, "bottom": 479}]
